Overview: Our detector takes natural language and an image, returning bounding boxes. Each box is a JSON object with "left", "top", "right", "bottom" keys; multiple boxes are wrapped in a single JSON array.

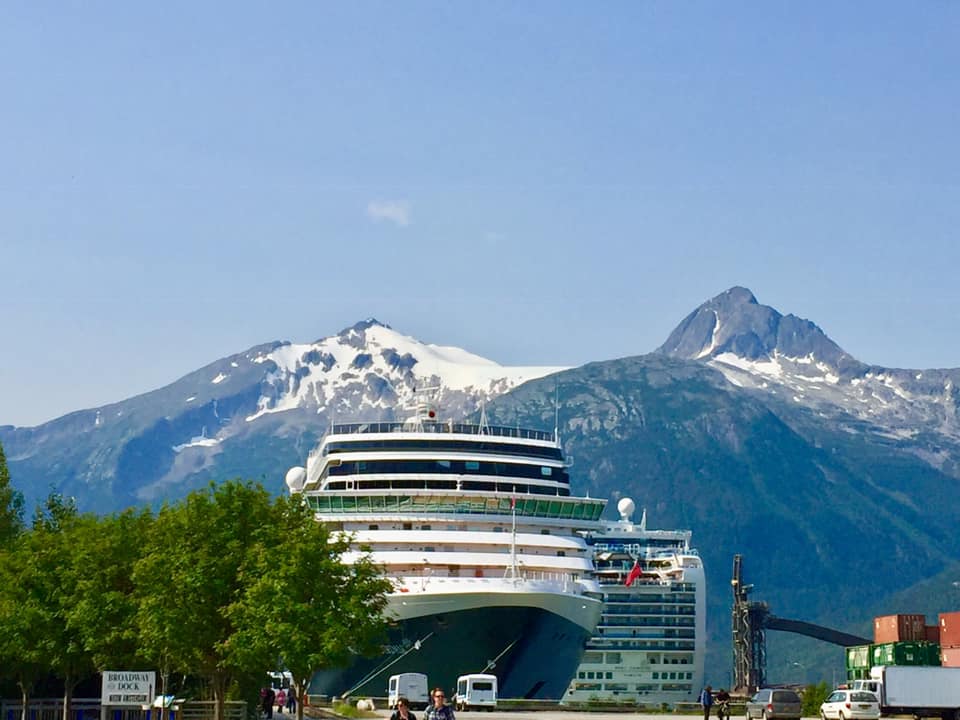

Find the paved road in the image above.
[
  {"left": 375, "top": 713, "right": 815, "bottom": 720},
  {"left": 372, "top": 711, "right": 697, "bottom": 720}
]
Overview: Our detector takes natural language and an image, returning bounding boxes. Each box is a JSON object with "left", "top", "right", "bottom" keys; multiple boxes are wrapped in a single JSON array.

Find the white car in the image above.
[{"left": 820, "top": 689, "right": 880, "bottom": 720}]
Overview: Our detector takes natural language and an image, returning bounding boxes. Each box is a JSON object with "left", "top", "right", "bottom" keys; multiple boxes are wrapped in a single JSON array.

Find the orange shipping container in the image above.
[
  {"left": 940, "top": 612, "right": 960, "bottom": 648},
  {"left": 874, "top": 614, "right": 926, "bottom": 644},
  {"left": 941, "top": 646, "right": 960, "bottom": 668}
]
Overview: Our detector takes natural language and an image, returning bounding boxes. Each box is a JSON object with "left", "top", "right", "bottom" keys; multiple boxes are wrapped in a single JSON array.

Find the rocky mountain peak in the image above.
[{"left": 656, "top": 286, "right": 856, "bottom": 370}]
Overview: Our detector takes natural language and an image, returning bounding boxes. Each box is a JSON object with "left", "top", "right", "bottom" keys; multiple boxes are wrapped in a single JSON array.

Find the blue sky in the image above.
[{"left": 2, "top": 2, "right": 958, "bottom": 427}]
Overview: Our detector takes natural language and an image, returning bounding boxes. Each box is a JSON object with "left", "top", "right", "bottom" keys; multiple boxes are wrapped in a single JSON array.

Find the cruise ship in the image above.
[
  {"left": 285, "top": 403, "right": 607, "bottom": 700},
  {"left": 564, "top": 498, "right": 706, "bottom": 706}
]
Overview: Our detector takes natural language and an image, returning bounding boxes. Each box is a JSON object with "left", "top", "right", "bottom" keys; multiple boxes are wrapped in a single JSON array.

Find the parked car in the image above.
[
  {"left": 745, "top": 688, "right": 803, "bottom": 720},
  {"left": 819, "top": 689, "right": 880, "bottom": 720}
]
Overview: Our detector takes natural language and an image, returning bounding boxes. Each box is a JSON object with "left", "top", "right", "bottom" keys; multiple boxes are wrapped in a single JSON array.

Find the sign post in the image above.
[{"left": 100, "top": 671, "right": 156, "bottom": 720}]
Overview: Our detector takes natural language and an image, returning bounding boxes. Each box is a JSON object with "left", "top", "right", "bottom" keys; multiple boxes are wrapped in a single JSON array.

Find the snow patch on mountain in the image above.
[
  {"left": 173, "top": 433, "right": 221, "bottom": 453},
  {"left": 696, "top": 311, "right": 721, "bottom": 359},
  {"left": 244, "top": 320, "right": 567, "bottom": 423}
]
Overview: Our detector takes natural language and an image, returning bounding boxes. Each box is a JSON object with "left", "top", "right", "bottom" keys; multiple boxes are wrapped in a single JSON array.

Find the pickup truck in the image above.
[{"left": 852, "top": 666, "right": 960, "bottom": 720}]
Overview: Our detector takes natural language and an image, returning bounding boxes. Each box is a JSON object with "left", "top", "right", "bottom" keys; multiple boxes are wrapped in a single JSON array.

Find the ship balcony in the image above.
[{"left": 389, "top": 571, "right": 587, "bottom": 595}]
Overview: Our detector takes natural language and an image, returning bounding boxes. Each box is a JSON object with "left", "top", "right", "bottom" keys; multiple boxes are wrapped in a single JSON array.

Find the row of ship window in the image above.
[
  {"left": 324, "top": 438, "right": 563, "bottom": 460},
  {"left": 589, "top": 640, "right": 696, "bottom": 650},
  {"left": 581, "top": 652, "right": 692, "bottom": 664},
  {"left": 326, "top": 459, "right": 569, "bottom": 483},
  {"left": 604, "top": 596, "right": 696, "bottom": 605},
  {"left": 577, "top": 671, "right": 693, "bottom": 681},
  {"left": 599, "top": 617, "right": 695, "bottom": 627},
  {"left": 325, "top": 479, "right": 571, "bottom": 496},
  {"left": 592, "top": 540, "right": 691, "bottom": 552},
  {"left": 603, "top": 600, "right": 697, "bottom": 616},
  {"left": 597, "top": 629, "right": 695, "bottom": 640},
  {"left": 306, "top": 495, "right": 606, "bottom": 520},
  {"left": 570, "top": 683, "right": 693, "bottom": 693}
]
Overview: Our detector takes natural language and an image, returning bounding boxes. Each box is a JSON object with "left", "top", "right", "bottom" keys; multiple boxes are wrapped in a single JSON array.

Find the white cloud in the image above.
[{"left": 366, "top": 200, "right": 411, "bottom": 227}]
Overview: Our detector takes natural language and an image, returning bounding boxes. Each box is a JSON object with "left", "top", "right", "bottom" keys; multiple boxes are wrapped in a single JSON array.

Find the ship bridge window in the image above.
[
  {"left": 437, "top": 460, "right": 451, "bottom": 469},
  {"left": 368, "top": 524, "right": 379, "bottom": 530},
  {"left": 540, "top": 529, "right": 550, "bottom": 535},
  {"left": 465, "top": 461, "right": 479, "bottom": 470},
  {"left": 421, "top": 525, "right": 431, "bottom": 530},
  {"left": 403, "top": 523, "right": 412, "bottom": 530},
  {"left": 541, "top": 466, "right": 552, "bottom": 476}
]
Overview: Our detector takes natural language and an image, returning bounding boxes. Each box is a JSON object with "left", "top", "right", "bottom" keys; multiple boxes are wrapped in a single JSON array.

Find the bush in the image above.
[{"left": 802, "top": 682, "right": 831, "bottom": 716}]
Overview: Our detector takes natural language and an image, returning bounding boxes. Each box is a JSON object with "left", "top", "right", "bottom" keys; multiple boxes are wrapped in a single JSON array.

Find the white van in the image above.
[
  {"left": 388, "top": 673, "right": 429, "bottom": 709},
  {"left": 455, "top": 674, "right": 497, "bottom": 711}
]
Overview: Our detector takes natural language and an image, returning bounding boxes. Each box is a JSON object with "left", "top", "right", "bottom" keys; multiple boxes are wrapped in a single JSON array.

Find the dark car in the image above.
[{"left": 745, "top": 688, "right": 803, "bottom": 720}]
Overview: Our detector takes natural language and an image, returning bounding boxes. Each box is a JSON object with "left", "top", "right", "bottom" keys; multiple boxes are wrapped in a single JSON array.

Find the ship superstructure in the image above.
[
  {"left": 286, "top": 403, "right": 606, "bottom": 700},
  {"left": 564, "top": 498, "right": 706, "bottom": 706}
]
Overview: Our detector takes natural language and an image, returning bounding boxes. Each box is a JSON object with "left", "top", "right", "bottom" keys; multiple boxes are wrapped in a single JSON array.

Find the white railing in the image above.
[{"left": 391, "top": 570, "right": 585, "bottom": 594}]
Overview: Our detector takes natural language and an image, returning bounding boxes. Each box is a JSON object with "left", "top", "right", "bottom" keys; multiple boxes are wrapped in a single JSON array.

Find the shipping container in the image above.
[
  {"left": 939, "top": 611, "right": 960, "bottom": 648},
  {"left": 846, "top": 667, "right": 870, "bottom": 681},
  {"left": 942, "top": 646, "right": 960, "bottom": 668},
  {"left": 925, "top": 624, "right": 941, "bottom": 643},
  {"left": 846, "top": 644, "right": 872, "bottom": 669},
  {"left": 871, "top": 641, "right": 940, "bottom": 667},
  {"left": 874, "top": 614, "right": 926, "bottom": 644}
]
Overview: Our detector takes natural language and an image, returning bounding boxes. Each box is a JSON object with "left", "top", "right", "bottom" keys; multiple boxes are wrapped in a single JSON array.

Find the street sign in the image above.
[{"left": 101, "top": 671, "right": 156, "bottom": 706}]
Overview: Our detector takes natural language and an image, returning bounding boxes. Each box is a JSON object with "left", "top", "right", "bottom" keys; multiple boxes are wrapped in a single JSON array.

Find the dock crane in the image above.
[{"left": 732, "top": 554, "right": 871, "bottom": 693}]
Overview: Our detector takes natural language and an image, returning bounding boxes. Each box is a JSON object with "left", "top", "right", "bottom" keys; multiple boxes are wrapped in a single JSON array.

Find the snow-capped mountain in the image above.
[
  {"left": 0, "top": 319, "right": 565, "bottom": 509},
  {"left": 243, "top": 318, "right": 565, "bottom": 423},
  {"left": 657, "top": 287, "right": 960, "bottom": 472}
]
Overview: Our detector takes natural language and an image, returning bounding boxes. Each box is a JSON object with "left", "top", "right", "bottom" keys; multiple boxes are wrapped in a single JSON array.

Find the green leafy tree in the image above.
[
  {"left": 0, "top": 441, "right": 25, "bottom": 545},
  {"left": 32, "top": 494, "right": 95, "bottom": 720},
  {"left": 0, "top": 533, "right": 46, "bottom": 720},
  {"left": 227, "top": 495, "right": 392, "bottom": 720},
  {"left": 0, "top": 492, "right": 87, "bottom": 720},
  {"left": 133, "top": 480, "right": 278, "bottom": 720},
  {"left": 65, "top": 509, "right": 155, "bottom": 669}
]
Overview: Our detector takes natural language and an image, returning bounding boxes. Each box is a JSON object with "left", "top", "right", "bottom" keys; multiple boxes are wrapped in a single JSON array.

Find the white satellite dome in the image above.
[
  {"left": 617, "top": 497, "right": 636, "bottom": 521},
  {"left": 285, "top": 466, "right": 307, "bottom": 493}
]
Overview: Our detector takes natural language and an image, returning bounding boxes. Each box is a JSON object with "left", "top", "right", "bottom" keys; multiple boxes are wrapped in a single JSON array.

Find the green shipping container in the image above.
[
  {"left": 871, "top": 641, "right": 941, "bottom": 666},
  {"left": 846, "top": 645, "right": 871, "bottom": 669},
  {"left": 923, "top": 642, "right": 942, "bottom": 666},
  {"left": 846, "top": 667, "right": 870, "bottom": 681}
]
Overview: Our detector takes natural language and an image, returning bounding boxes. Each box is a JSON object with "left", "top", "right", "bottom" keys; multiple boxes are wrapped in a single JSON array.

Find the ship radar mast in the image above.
[
  {"left": 478, "top": 400, "right": 489, "bottom": 435},
  {"left": 554, "top": 380, "right": 561, "bottom": 447},
  {"left": 408, "top": 385, "right": 440, "bottom": 430}
]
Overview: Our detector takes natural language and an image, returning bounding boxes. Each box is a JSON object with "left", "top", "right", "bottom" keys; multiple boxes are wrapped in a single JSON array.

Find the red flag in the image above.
[
  {"left": 510, "top": 497, "right": 516, "bottom": 509},
  {"left": 624, "top": 559, "right": 642, "bottom": 587}
]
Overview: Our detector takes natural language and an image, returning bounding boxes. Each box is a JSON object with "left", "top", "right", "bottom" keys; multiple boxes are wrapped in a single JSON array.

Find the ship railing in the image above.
[
  {"left": 326, "top": 421, "right": 555, "bottom": 442},
  {"left": 392, "top": 571, "right": 585, "bottom": 593}
]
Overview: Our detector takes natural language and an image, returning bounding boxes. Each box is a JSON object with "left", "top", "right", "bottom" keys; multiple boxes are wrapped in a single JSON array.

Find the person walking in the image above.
[
  {"left": 390, "top": 697, "right": 416, "bottom": 720},
  {"left": 276, "top": 689, "right": 286, "bottom": 714},
  {"left": 699, "top": 685, "right": 713, "bottom": 720},
  {"left": 714, "top": 688, "right": 730, "bottom": 720},
  {"left": 261, "top": 687, "right": 276, "bottom": 720},
  {"left": 285, "top": 686, "right": 296, "bottom": 715},
  {"left": 424, "top": 688, "right": 455, "bottom": 720}
]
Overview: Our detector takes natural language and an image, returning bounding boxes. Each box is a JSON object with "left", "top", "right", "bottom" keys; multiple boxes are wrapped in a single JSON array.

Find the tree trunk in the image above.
[
  {"left": 294, "top": 677, "right": 306, "bottom": 720},
  {"left": 211, "top": 672, "right": 226, "bottom": 720},
  {"left": 18, "top": 681, "right": 30, "bottom": 720},
  {"left": 62, "top": 674, "right": 75, "bottom": 720}
]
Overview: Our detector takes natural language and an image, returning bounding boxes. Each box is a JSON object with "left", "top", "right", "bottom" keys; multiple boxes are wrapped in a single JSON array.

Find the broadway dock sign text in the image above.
[{"left": 101, "top": 671, "right": 156, "bottom": 706}]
